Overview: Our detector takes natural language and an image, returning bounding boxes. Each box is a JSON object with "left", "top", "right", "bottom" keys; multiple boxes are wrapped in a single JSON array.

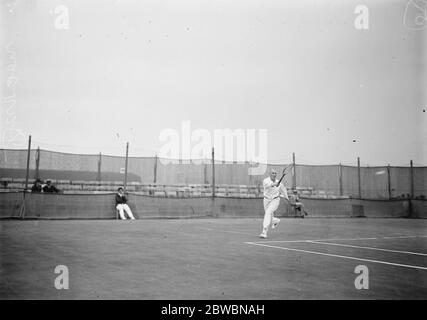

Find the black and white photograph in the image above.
[{"left": 0, "top": 0, "right": 426, "bottom": 307}]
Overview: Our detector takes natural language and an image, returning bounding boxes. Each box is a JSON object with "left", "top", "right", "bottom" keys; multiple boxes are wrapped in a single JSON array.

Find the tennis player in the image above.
[{"left": 259, "top": 169, "right": 289, "bottom": 238}]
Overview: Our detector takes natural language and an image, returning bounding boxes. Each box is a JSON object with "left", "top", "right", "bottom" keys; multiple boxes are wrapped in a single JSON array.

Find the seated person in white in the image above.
[{"left": 115, "top": 187, "right": 135, "bottom": 220}]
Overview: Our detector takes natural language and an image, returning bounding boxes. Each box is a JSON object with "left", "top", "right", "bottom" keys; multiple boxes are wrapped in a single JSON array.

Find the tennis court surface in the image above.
[{"left": 1, "top": 218, "right": 426, "bottom": 299}]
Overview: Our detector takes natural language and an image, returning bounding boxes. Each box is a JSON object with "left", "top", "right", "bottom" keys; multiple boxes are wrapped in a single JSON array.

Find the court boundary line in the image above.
[
  {"left": 306, "top": 240, "right": 427, "bottom": 256},
  {"left": 244, "top": 242, "right": 427, "bottom": 271},
  {"left": 253, "top": 237, "right": 378, "bottom": 243},
  {"left": 251, "top": 235, "right": 427, "bottom": 244}
]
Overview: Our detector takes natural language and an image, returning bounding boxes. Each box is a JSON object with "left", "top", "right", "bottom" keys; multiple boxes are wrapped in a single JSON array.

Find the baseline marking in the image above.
[
  {"left": 244, "top": 242, "right": 427, "bottom": 271},
  {"left": 252, "top": 237, "right": 378, "bottom": 244},
  {"left": 307, "top": 240, "right": 427, "bottom": 256},
  {"left": 371, "top": 235, "right": 427, "bottom": 239},
  {"left": 251, "top": 235, "right": 427, "bottom": 244}
]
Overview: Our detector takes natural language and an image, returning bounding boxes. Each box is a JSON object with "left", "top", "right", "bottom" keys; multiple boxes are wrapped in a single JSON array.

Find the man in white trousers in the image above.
[
  {"left": 259, "top": 169, "right": 289, "bottom": 238},
  {"left": 115, "top": 187, "right": 136, "bottom": 220}
]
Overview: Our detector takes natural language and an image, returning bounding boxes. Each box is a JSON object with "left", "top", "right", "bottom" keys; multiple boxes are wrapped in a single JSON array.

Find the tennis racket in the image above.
[{"left": 277, "top": 164, "right": 293, "bottom": 185}]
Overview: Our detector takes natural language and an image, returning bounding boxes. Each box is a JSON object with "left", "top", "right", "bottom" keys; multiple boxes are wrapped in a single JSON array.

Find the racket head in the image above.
[{"left": 278, "top": 164, "right": 293, "bottom": 184}]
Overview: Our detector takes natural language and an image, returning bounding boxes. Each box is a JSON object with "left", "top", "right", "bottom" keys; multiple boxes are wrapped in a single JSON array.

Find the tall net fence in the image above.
[
  {"left": 360, "top": 166, "right": 389, "bottom": 199},
  {"left": 391, "top": 167, "right": 412, "bottom": 198},
  {"left": 0, "top": 148, "right": 425, "bottom": 199},
  {"left": 296, "top": 165, "right": 340, "bottom": 195}
]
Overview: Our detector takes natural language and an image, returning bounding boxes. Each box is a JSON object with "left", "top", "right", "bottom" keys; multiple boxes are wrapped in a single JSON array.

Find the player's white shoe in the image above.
[
  {"left": 272, "top": 219, "right": 280, "bottom": 229},
  {"left": 259, "top": 231, "right": 267, "bottom": 238}
]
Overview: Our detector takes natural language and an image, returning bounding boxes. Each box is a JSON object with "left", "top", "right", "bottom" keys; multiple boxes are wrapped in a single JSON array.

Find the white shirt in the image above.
[{"left": 263, "top": 177, "right": 289, "bottom": 200}]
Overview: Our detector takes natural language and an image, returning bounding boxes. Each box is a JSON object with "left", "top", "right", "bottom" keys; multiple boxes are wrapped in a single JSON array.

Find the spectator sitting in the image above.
[
  {"left": 31, "top": 178, "right": 43, "bottom": 193},
  {"left": 115, "top": 187, "right": 136, "bottom": 220},
  {"left": 42, "top": 179, "right": 60, "bottom": 193},
  {"left": 289, "top": 189, "right": 309, "bottom": 218}
]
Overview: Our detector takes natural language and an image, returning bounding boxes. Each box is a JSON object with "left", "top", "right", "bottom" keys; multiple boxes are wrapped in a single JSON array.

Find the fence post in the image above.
[
  {"left": 339, "top": 163, "right": 343, "bottom": 196},
  {"left": 292, "top": 152, "right": 296, "bottom": 190},
  {"left": 357, "top": 157, "right": 361, "bottom": 199},
  {"left": 20, "top": 135, "right": 32, "bottom": 219},
  {"left": 204, "top": 161, "right": 208, "bottom": 184},
  {"left": 387, "top": 164, "right": 391, "bottom": 200},
  {"left": 153, "top": 154, "right": 158, "bottom": 184},
  {"left": 97, "top": 152, "right": 102, "bottom": 185},
  {"left": 24, "top": 135, "right": 32, "bottom": 191},
  {"left": 124, "top": 142, "right": 129, "bottom": 192},
  {"left": 410, "top": 160, "right": 414, "bottom": 199},
  {"left": 212, "top": 147, "right": 215, "bottom": 198},
  {"left": 35, "top": 146, "right": 40, "bottom": 180}
]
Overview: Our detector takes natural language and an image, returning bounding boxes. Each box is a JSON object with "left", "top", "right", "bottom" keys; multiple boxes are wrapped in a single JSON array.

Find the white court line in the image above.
[
  {"left": 382, "top": 236, "right": 419, "bottom": 239},
  {"left": 252, "top": 237, "right": 378, "bottom": 244},
  {"left": 307, "top": 240, "right": 427, "bottom": 256},
  {"left": 252, "top": 235, "right": 427, "bottom": 244},
  {"left": 244, "top": 242, "right": 427, "bottom": 271}
]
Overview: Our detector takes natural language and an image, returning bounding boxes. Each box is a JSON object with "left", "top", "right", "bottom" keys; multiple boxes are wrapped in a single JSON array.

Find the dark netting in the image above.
[
  {"left": 0, "top": 191, "right": 23, "bottom": 218},
  {"left": 412, "top": 200, "right": 427, "bottom": 218},
  {"left": 99, "top": 154, "right": 126, "bottom": 174},
  {"left": 210, "top": 162, "right": 252, "bottom": 185},
  {"left": 100, "top": 155, "right": 155, "bottom": 183},
  {"left": 359, "top": 166, "right": 389, "bottom": 199},
  {"left": 39, "top": 149, "right": 99, "bottom": 171},
  {"left": 0, "top": 191, "right": 419, "bottom": 219},
  {"left": 341, "top": 165, "right": 359, "bottom": 198},
  {"left": 128, "top": 194, "right": 213, "bottom": 218},
  {"left": 359, "top": 199, "right": 410, "bottom": 218},
  {"left": 0, "top": 149, "right": 425, "bottom": 199},
  {"left": 127, "top": 157, "right": 156, "bottom": 183},
  {"left": 157, "top": 158, "right": 206, "bottom": 184},
  {"left": 23, "top": 192, "right": 116, "bottom": 219},
  {"left": 296, "top": 165, "right": 340, "bottom": 195},
  {"left": 390, "top": 166, "right": 411, "bottom": 198},
  {"left": 413, "top": 167, "right": 426, "bottom": 199},
  {"left": 0, "top": 149, "right": 38, "bottom": 169}
]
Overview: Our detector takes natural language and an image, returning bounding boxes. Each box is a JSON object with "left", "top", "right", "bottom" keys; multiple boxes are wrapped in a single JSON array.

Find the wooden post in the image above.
[
  {"left": 204, "top": 161, "right": 208, "bottom": 185},
  {"left": 339, "top": 163, "right": 343, "bottom": 196},
  {"left": 357, "top": 157, "right": 361, "bottom": 199},
  {"left": 24, "top": 135, "right": 32, "bottom": 191},
  {"left": 124, "top": 142, "right": 129, "bottom": 192},
  {"left": 212, "top": 147, "right": 215, "bottom": 198},
  {"left": 35, "top": 146, "right": 40, "bottom": 180},
  {"left": 410, "top": 160, "right": 414, "bottom": 199},
  {"left": 387, "top": 164, "right": 392, "bottom": 200},
  {"left": 153, "top": 154, "right": 158, "bottom": 184},
  {"left": 97, "top": 152, "right": 102, "bottom": 185},
  {"left": 20, "top": 135, "right": 31, "bottom": 219},
  {"left": 292, "top": 152, "right": 296, "bottom": 190}
]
